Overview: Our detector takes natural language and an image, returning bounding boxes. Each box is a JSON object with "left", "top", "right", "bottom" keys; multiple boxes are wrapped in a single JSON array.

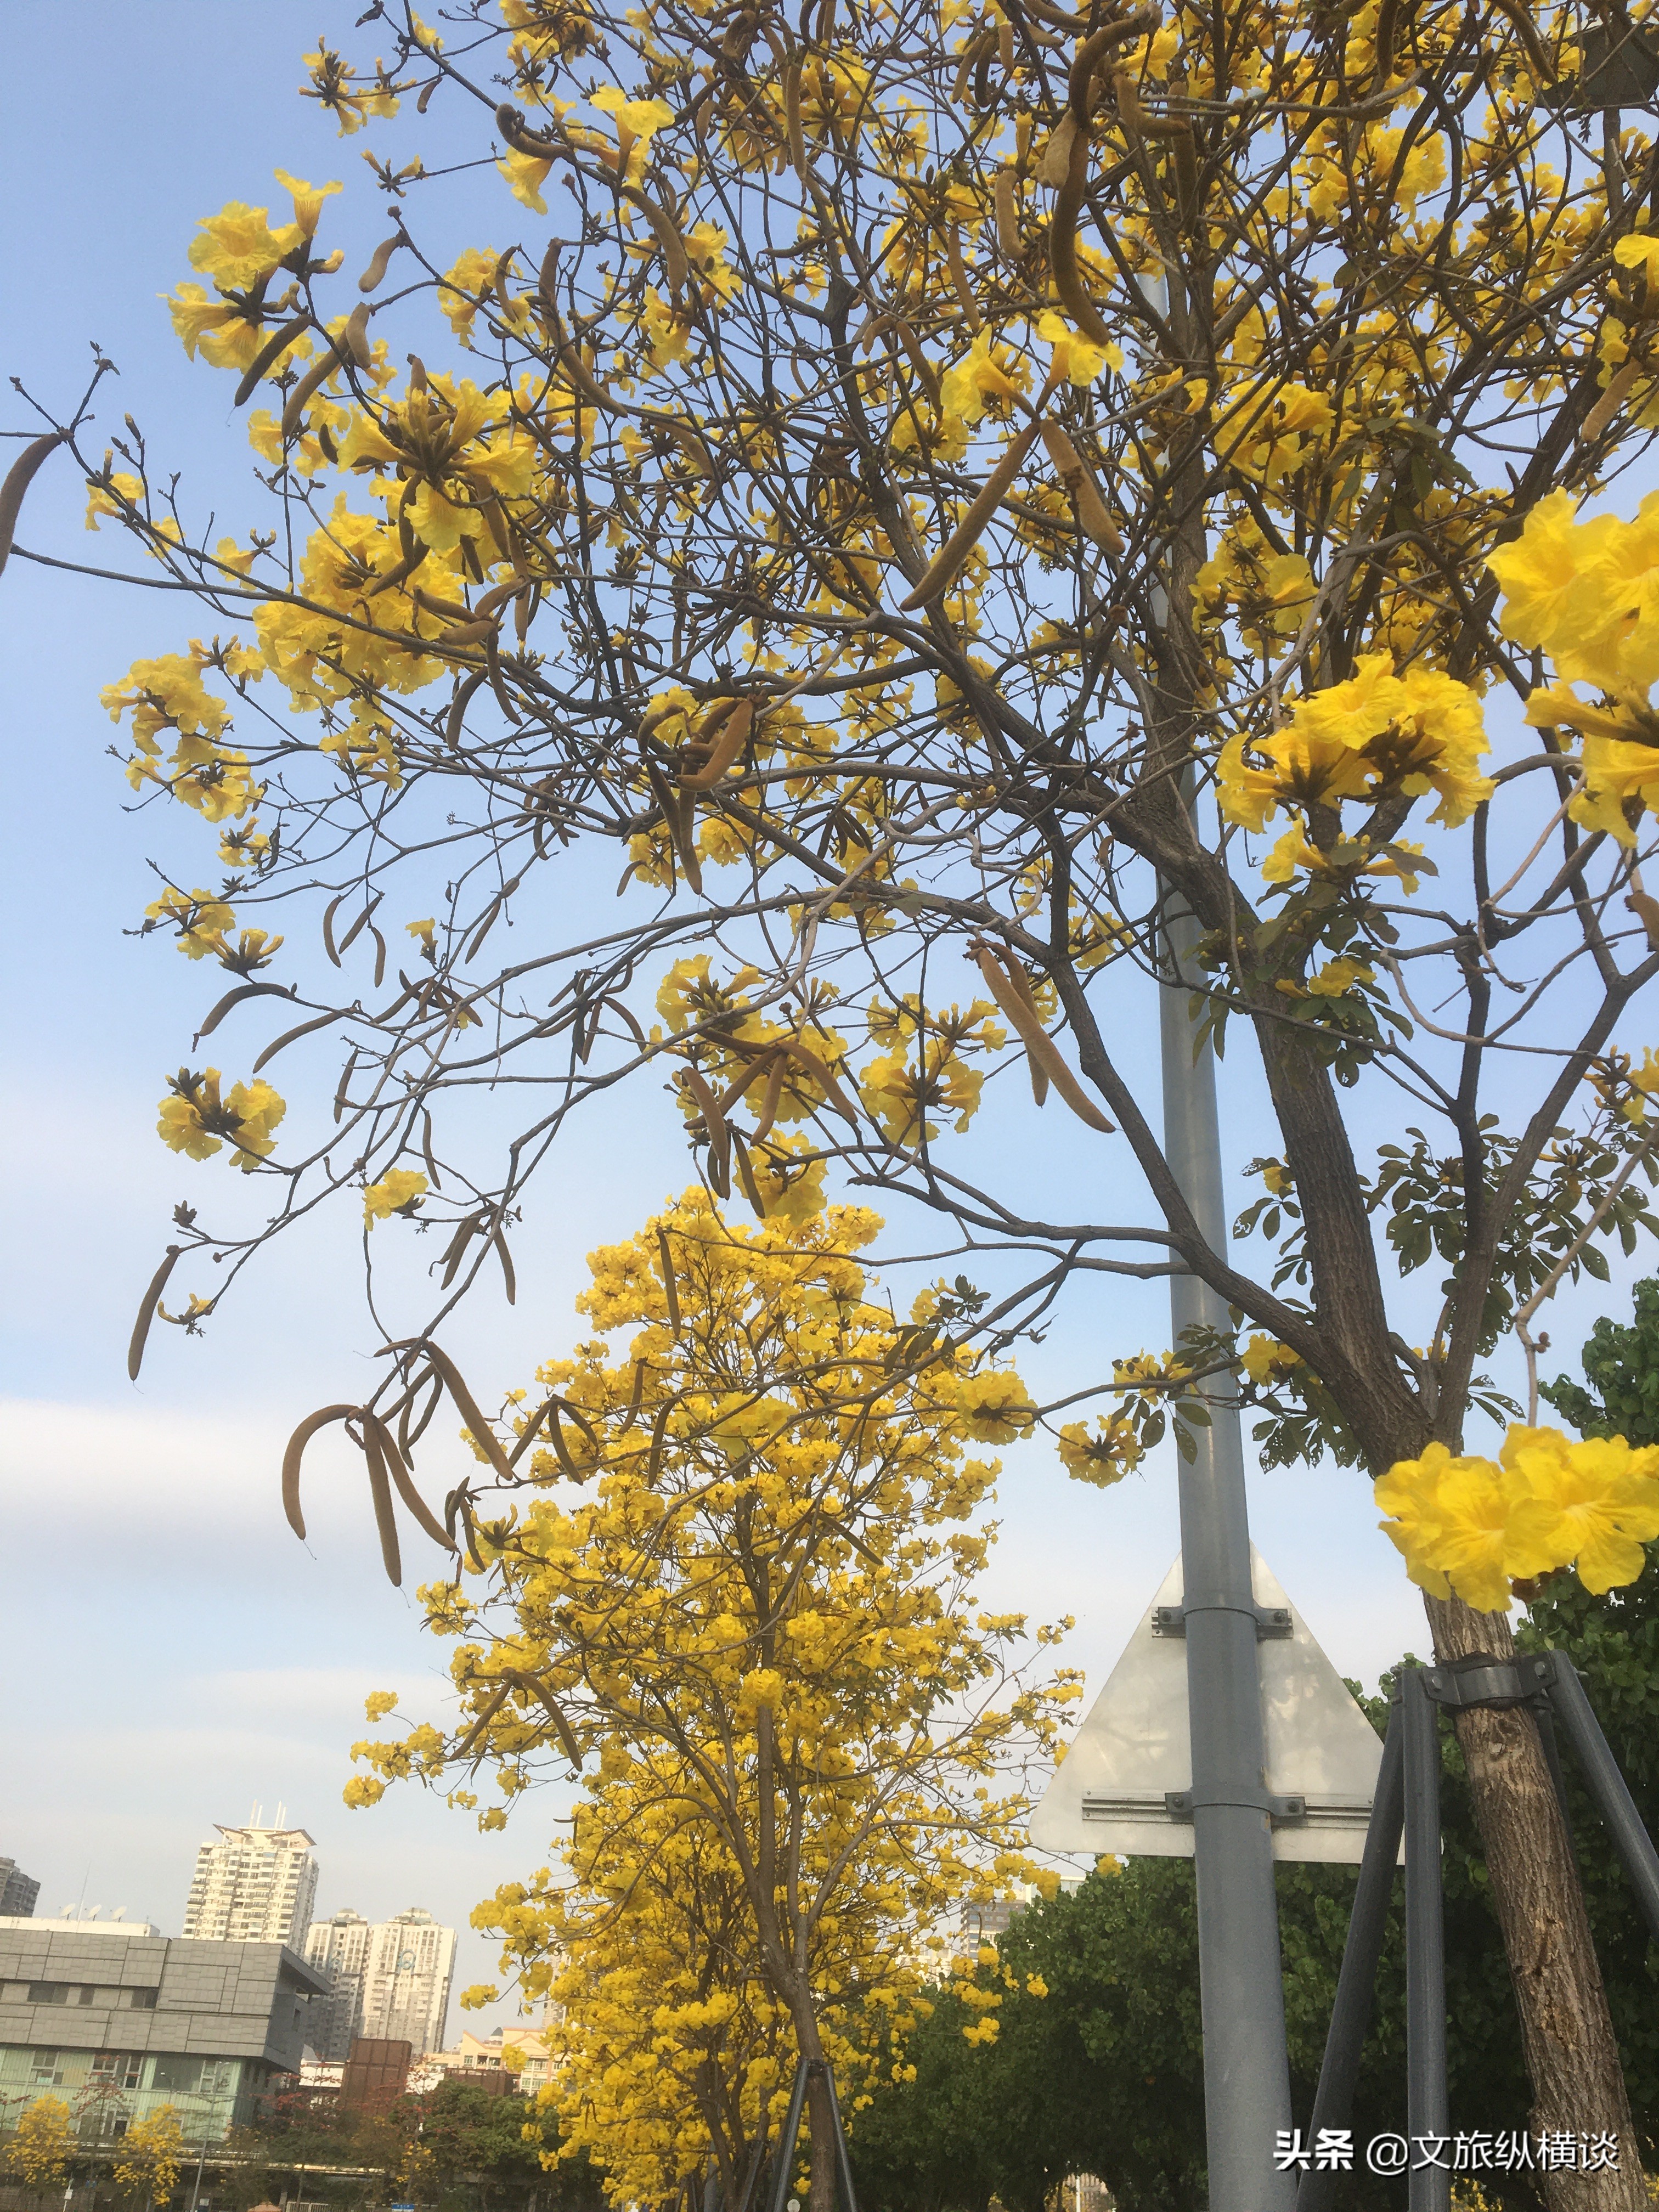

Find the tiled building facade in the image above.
[{"left": 0, "top": 1920, "right": 328, "bottom": 2142}]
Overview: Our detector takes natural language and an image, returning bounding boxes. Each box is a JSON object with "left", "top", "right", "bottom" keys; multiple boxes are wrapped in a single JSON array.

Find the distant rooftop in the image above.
[{"left": 0, "top": 1917, "right": 160, "bottom": 1936}]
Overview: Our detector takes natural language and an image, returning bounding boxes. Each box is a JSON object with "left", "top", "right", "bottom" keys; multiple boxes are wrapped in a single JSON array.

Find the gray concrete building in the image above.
[
  {"left": 0, "top": 1861, "right": 40, "bottom": 1919},
  {"left": 0, "top": 1918, "right": 329, "bottom": 2142}
]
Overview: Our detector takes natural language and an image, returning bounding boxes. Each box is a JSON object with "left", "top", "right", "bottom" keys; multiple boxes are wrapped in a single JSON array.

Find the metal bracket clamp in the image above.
[
  {"left": 1152, "top": 1600, "right": 1293, "bottom": 1639},
  {"left": 1420, "top": 1652, "right": 1555, "bottom": 1712},
  {"left": 1166, "top": 1786, "right": 1307, "bottom": 1824}
]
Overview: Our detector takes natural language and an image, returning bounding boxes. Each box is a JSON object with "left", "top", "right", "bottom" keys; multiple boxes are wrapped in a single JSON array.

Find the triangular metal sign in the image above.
[{"left": 1030, "top": 1548, "right": 1389, "bottom": 1864}]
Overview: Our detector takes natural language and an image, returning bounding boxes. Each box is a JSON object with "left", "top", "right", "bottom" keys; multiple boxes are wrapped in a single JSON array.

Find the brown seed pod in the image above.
[
  {"left": 679, "top": 1064, "right": 731, "bottom": 1193},
  {"left": 503, "top": 1672, "right": 584, "bottom": 1770},
  {"left": 973, "top": 946, "right": 1114, "bottom": 1130},
  {"left": 657, "top": 1227, "right": 682, "bottom": 1335},
  {"left": 0, "top": 431, "right": 64, "bottom": 583},
  {"left": 194, "top": 979, "right": 295, "bottom": 1044},
  {"left": 494, "top": 1227, "right": 517, "bottom": 1306},
  {"left": 358, "top": 234, "right": 405, "bottom": 294},
  {"left": 679, "top": 698, "right": 755, "bottom": 789},
  {"left": 1582, "top": 360, "right": 1641, "bottom": 444},
  {"left": 995, "top": 166, "right": 1020, "bottom": 252},
  {"left": 892, "top": 318, "right": 944, "bottom": 412},
  {"left": 359, "top": 1419, "right": 404, "bottom": 1586},
  {"left": 281, "top": 334, "right": 354, "bottom": 438},
  {"left": 252, "top": 1007, "right": 346, "bottom": 1073},
  {"left": 363, "top": 1412, "right": 456, "bottom": 1553},
  {"left": 417, "top": 1342, "right": 519, "bottom": 1485},
  {"left": 233, "top": 318, "right": 314, "bottom": 408},
  {"left": 785, "top": 57, "right": 808, "bottom": 176},
  {"left": 1048, "top": 115, "right": 1116, "bottom": 348},
  {"left": 945, "top": 224, "right": 983, "bottom": 330},
  {"left": 733, "top": 1130, "right": 769, "bottom": 1220},
  {"left": 1040, "top": 422, "right": 1125, "bottom": 551},
  {"left": 1035, "top": 112, "right": 1079, "bottom": 188},
  {"left": 344, "top": 302, "right": 374, "bottom": 370},
  {"left": 454, "top": 1681, "right": 514, "bottom": 1760},
  {"left": 899, "top": 417, "right": 1042, "bottom": 609},
  {"left": 337, "top": 893, "right": 385, "bottom": 960},
  {"left": 446, "top": 668, "right": 490, "bottom": 748},
  {"left": 1628, "top": 889, "right": 1659, "bottom": 952},
  {"left": 127, "top": 1245, "right": 183, "bottom": 1381},
  {"left": 281, "top": 1403, "right": 362, "bottom": 1541},
  {"left": 998, "top": 15, "right": 1015, "bottom": 71}
]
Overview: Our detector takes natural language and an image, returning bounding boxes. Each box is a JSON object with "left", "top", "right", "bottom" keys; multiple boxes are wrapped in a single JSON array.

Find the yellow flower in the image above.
[
  {"left": 1037, "top": 311, "right": 1122, "bottom": 386},
  {"left": 188, "top": 201, "right": 303, "bottom": 292},
  {"left": 273, "top": 167, "right": 342, "bottom": 239},
  {"left": 589, "top": 85, "right": 675, "bottom": 178},
  {"left": 1613, "top": 233, "right": 1659, "bottom": 283},
  {"left": 1056, "top": 1415, "right": 1141, "bottom": 1487},
  {"left": 1306, "top": 957, "right": 1374, "bottom": 997},
  {"left": 364, "top": 1168, "right": 430, "bottom": 1224},
  {"left": 364, "top": 1689, "right": 400, "bottom": 1720},
  {"left": 1502, "top": 1427, "right": 1659, "bottom": 1595},
  {"left": 939, "top": 331, "right": 1029, "bottom": 427},
  {"left": 1240, "top": 1335, "right": 1298, "bottom": 1385},
  {"left": 953, "top": 1368, "right": 1033, "bottom": 1444}
]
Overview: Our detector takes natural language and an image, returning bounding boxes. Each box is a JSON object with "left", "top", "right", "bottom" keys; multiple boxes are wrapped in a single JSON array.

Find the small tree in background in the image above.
[
  {"left": 342, "top": 1192, "right": 1077, "bottom": 2211},
  {"left": 3, "top": 2097, "right": 75, "bottom": 2193}
]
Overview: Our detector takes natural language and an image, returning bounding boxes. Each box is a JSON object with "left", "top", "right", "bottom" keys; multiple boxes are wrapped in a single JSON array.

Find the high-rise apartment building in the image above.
[
  {"left": 183, "top": 1814, "right": 318, "bottom": 1946},
  {"left": 0, "top": 1861, "right": 40, "bottom": 1918},
  {"left": 303, "top": 1908, "right": 455, "bottom": 2062}
]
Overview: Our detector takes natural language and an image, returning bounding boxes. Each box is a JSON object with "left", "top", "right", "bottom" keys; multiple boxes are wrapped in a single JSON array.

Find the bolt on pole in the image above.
[{"left": 1160, "top": 884, "right": 1296, "bottom": 2211}]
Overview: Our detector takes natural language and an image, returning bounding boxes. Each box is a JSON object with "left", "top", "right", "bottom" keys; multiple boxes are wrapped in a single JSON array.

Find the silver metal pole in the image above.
[{"left": 1160, "top": 890, "right": 1296, "bottom": 2211}]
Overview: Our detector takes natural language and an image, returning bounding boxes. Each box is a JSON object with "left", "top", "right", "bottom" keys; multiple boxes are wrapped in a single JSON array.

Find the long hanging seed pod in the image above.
[
  {"left": 252, "top": 1008, "right": 346, "bottom": 1074},
  {"left": 1040, "top": 422, "right": 1125, "bottom": 551},
  {"left": 973, "top": 946, "right": 1114, "bottom": 1131},
  {"left": 233, "top": 318, "right": 314, "bottom": 408},
  {"left": 194, "top": 980, "right": 295, "bottom": 1043},
  {"left": 680, "top": 698, "right": 755, "bottom": 790},
  {"left": 281, "top": 1403, "right": 362, "bottom": 1541},
  {"left": 995, "top": 166, "right": 1020, "bottom": 251},
  {"left": 127, "top": 1245, "right": 183, "bottom": 1380},
  {"left": 1582, "top": 360, "right": 1641, "bottom": 444},
  {"left": 359, "top": 1419, "right": 404, "bottom": 1586},
  {"left": 0, "top": 432, "right": 64, "bottom": 583},
  {"left": 416, "top": 1342, "right": 519, "bottom": 1483},
  {"left": 504, "top": 1671, "right": 584, "bottom": 1769},
  {"left": 363, "top": 1411, "right": 457, "bottom": 1553},
  {"left": 899, "top": 418, "right": 1042, "bottom": 608},
  {"left": 657, "top": 1227, "right": 682, "bottom": 1335}
]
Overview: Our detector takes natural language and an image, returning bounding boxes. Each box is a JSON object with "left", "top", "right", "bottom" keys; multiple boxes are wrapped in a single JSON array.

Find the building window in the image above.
[
  {"left": 91, "top": 2053, "right": 144, "bottom": 2092},
  {"left": 27, "top": 1985, "right": 71, "bottom": 2006},
  {"left": 30, "top": 2052, "right": 62, "bottom": 2086},
  {"left": 150, "top": 2056, "right": 204, "bottom": 2097}
]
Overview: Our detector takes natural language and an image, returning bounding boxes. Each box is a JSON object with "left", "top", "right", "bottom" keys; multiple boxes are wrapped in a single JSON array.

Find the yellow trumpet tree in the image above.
[
  {"left": 346, "top": 1192, "right": 1077, "bottom": 2211},
  {"left": 2, "top": 2097, "right": 74, "bottom": 2191},
  {"left": 15, "top": 0, "right": 1659, "bottom": 2194}
]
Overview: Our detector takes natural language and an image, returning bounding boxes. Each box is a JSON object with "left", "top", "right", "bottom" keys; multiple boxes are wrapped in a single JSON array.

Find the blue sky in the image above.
[{"left": 2, "top": 1, "right": 1652, "bottom": 2027}]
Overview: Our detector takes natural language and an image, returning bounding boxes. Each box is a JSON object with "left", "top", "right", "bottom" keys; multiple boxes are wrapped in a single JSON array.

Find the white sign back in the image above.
[{"left": 1030, "top": 1548, "right": 1387, "bottom": 1864}]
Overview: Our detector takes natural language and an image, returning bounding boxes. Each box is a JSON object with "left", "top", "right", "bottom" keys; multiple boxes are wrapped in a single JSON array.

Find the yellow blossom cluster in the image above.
[
  {"left": 1374, "top": 1425, "right": 1659, "bottom": 1613},
  {"left": 1218, "top": 655, "right": 1492, "bottom": 882},
  {"left": 364, "top": 1169, "right": 429, "bottom": 1224},
  {"left": 1488, "top": 491, "right": 1659, "bottom": 843},
  {"left": 156, "top": 1068, "right": 286, "bottom": 1170}
]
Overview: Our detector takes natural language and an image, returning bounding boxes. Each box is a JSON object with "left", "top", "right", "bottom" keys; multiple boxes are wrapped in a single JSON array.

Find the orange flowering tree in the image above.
[{"left": 9, "top": 0, "right": 1659, "bottom": 2194}]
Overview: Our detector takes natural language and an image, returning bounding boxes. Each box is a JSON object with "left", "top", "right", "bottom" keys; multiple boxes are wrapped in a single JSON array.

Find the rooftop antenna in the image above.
[
  {"left": 275, "top": 1801, "right": 286, "bottom": 1830},
  {"left": 250, "top": 1802, "right": 262, "bottom": 1830}
]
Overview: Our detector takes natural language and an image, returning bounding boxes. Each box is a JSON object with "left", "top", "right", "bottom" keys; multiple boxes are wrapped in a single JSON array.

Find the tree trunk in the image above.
[
  {"left": 1426, "top": 1594, "right": 1646, "bottom": 2210},
  {"left": 805, "top": 2068, "right": 837, "bottom": 2212}
]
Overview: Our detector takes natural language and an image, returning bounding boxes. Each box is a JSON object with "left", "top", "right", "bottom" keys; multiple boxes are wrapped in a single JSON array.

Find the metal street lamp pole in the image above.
[{"left": 1160, "top": 883, "right": 1296, "bottom": 2211}]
